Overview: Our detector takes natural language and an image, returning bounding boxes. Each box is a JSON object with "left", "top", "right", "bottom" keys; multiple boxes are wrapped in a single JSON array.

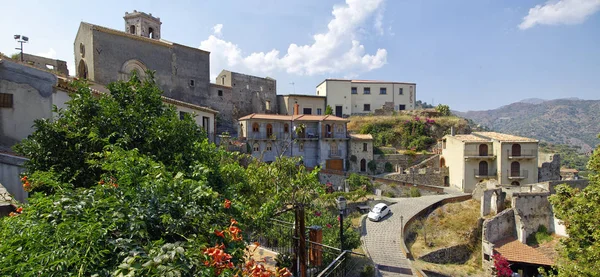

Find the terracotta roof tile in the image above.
[
  {"left": 349, "top": 134, "right": 373, "bottom": 140},
  {"left": 448, "top": 134, "right": 490, "bottom": 142},
  {"left": 474, "top": 132, "right": 538, "bottom": 143},
  {"left": 494, "top": 238, "right": 554, "bottom": 266},
  {"left": 239, "top": 113, "right": 348, "bottom": 122}
]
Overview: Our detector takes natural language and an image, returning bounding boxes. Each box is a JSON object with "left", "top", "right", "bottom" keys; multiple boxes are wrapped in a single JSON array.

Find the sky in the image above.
[{"left": 1, "top": 0, "right": 599, "bottom": 112}]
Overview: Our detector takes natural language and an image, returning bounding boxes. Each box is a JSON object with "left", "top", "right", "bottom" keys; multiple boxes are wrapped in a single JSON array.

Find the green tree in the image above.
[
  {"left": 548, "top": 134, "right": 600, "bottom": 276},
  {"left": 325, "top": 105, "right": 333, "bottom": 115},
  {"left": 10, "top": 53, "right": 20, "bottom": 60},
  {"left": 14, "top": 72, "right": 220, "bottom": 194},
  {"left": 436, "top": 104, "right": 451, "bottom": 116},
  {"left": 347, "top": 173, "right": 371, "bottom": 191}
]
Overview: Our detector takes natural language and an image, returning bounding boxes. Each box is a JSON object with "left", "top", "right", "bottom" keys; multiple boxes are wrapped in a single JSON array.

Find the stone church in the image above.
[{"left": 74, "top": 10, "right": 277, "bottom": 134}]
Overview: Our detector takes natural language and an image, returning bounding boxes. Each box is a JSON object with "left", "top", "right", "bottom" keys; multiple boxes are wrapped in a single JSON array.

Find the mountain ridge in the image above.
[{"left": 455, "top": 98, "right": 600, "bottom": 153}]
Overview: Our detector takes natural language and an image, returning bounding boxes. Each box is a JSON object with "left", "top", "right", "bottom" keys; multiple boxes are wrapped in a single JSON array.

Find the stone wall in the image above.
[
  {"left": 382, "top": 167, "right": 448, "bottom": 187},
  {"left": 482, "top": 208, "right": 516, "bottom": 244},
  {"left": 544, "top": 179, "right": 589, "bottom": 194},
  {"left": 419, "top": 244, "right": 472, "bottom": 264},
  {"left": 480, "top": 188, "right": 506, "bottom": 217},
  {"left": 512, "top": 192, "right": 552, "bottom": 243},
  {"left": 538, "top": 153, "right": 560, "bottom": 182},
  {"left": 22, "top": 53, "right": 69, "bottom": 76},
  {"left": 372, "top": 153, "right": 433, "bottom": 174},
  {"left": 0, "top": 153, "right": 27, "bottom": 203}
]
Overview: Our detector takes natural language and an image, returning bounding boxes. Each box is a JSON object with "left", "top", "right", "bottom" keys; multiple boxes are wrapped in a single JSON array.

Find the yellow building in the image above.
[
  {"left": 277, "top": 94, "right": 326, "bottom": 115},
  {"left": 441, "top": 132, "right": 539, "bottom": 192},
  {"left": 316, "top": 79, "right": 416, "bottom": 117}
]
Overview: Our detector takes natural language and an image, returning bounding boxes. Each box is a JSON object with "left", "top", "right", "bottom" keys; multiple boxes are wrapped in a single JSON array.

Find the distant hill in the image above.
[{"left": 455, "top": 99, "right": 600, "bottom": 153}]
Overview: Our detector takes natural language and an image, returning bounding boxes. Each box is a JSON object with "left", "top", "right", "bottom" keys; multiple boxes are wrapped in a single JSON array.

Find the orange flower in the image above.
[
  {"left": 224, "top": 199, "right": 231, "bottom": 209},
  {"left": 98, "top": 180, "right": 105, "bottom": 185},
  {"left": 8, "top": 212, "right": 17, "bottom": 217},
  {"left": 230, "top": 218, "right": 238, "bottom": 225},
  {"left": 20, "top": 176, "right": 28, "bottom": 182},
  {"left": 112, "top": 183, "right": 118, "bottom": 188},
  {"left": 214, "top": 229, "right": 225, "bottom": 238},
  {"left": 15, "top": 207, "right": 23, "bottom": 213}
]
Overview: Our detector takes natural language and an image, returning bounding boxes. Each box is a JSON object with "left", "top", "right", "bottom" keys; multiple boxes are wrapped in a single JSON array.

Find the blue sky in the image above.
[{"left": 1, "top": 0, "right": 599, "bottom": 111}]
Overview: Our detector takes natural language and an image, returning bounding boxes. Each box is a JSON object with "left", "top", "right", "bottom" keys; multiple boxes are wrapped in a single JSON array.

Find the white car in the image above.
[{"left": 368, "top": 203, "right": 390, "bottom": 222}]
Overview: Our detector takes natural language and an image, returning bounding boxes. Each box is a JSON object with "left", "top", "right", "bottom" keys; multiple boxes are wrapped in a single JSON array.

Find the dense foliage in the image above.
[
  {"left": 539, "top": 142, "right": 589, "bottom": 171},
  {"left": 548, "top": 135, "right": 600, "bottom": 276},
  {"left": 1, "top": 73, "right": 357, "bottom": 276},
  {"left": 435, "top": 104, "right": 451, "bottom": 116},
  {"left": 357, "top": 116, "right": 436, "bottom": 151},
  {"left": 325, "top": 105, "right": 333, "bottom": 115}
]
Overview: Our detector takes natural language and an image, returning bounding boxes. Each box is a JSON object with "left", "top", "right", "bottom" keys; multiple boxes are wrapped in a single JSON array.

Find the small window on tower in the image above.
[
  {"left": 189, "top": 80, "right": 195, "bottom": 87},
  {"left": 218, "top": 90, "right": 223, "bottom": 96},
  {"left": 0, "top": 93, "right": 13, "bottom": 108},
  {"left": 266, "top": 100, "right": 271, "bottom": 111},
  {"left": 130, "top": 25, "right": 136, "bottom": 34}
]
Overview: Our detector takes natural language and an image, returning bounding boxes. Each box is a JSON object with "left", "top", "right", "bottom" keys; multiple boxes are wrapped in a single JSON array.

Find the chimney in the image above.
[
  {"left": 451, "top": 126, "right": 455, "bottom": 136},
  {"left": 294, "top": 103, "right": 300, "bottom": 115}
]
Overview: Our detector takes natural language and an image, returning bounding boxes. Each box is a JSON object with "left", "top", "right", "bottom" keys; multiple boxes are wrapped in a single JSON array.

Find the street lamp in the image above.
[
  {"left": 13, "top": 35, "right": 29, "bottom": 62},
  {"left": 336, "top": 196, "right": 347, "bottom": 251}
]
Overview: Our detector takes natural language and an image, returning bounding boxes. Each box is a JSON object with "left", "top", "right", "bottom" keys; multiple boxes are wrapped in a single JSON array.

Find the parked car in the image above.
[{"left": 368, "top": 203, "right": 390, "bottom": 221}]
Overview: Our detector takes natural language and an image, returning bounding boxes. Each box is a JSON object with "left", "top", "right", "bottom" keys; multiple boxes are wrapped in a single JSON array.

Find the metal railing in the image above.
[
  {"left": 465, "top": 150, "right": 495, "bottom": 157},
  {"left": 317, "top": 250, "right": 368, "bottom": 277},
  {"left": 247, "top": 132, "right": 292, "bottom": 140},
  {"left": 474, "top": 169, "right": 497, "bottom": 178},
  {"left": 329, "top": 149, "right": 341, "bottom": 157},
  {"left": 508, "top": 169, "right": 529, "bottom": 179},
  {"left": 507, "top": 149, "right": 536, "bottom": 158}
]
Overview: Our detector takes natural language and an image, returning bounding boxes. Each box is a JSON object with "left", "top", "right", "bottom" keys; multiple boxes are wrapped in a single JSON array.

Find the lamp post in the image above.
[
  {"left": 336, "top": 196, "right": 347, "bottom": 251},
  {"left": 13, "top": 35, "right": 29, "bottom": 62}
]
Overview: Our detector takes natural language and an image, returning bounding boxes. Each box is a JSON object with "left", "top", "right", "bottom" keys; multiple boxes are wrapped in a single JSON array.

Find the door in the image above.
[
  {"left": 479, "top": 144, "right": 488, "bottom": 156},
  {"left": 511, "top": 162, "right": 520, "bottom": 177},
  {"left": 335, "top": 106, "right": 343, "bottom": 117},
  {"left": 326, "top": 159, "right": 343, "bottom": 171},
  {"left": 360, "top": 159, "right": 366, "bottom": 172},
  {"left": 512, "top": 144, "right": 521, "bottom": 156},
  {"left": 479, "top": 161, "right": 488, "bottom": 176}
]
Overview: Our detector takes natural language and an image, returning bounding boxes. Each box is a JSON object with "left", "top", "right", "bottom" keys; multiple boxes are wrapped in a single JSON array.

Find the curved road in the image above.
[{"left": 362, "top": 194, "right": 464, "bottom": 277}]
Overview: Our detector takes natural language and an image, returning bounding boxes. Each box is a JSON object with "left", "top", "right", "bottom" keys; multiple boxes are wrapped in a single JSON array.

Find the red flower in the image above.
[
  {"left": 215, "top": 229, "right": 225, "bottom": 238},
  {"left": 98, "top": 180, "right": 105, "bottom": 185},
  {"left": 326, "top": 223, "right": 332, "bottom": 228},
  {"left": 224, "top": 199, "right": 231, "bottom": 209},
  {"left": 337, "top": 216, "right": 340, "bottom": 221},
  {"left": 8, "top": 212, "right": 17, "bottom": 217},
  {"left": 314, "top": 211, "right": 321, "bottom": 217},
  {"left": 230, "top": 218, "right": 238, "bottom": 225},
  {"left": 20, "top": 176, "right": 27, "bottom": 182},
  {"left": 15, "top": 207, "right": 23, "bottom": 213}
]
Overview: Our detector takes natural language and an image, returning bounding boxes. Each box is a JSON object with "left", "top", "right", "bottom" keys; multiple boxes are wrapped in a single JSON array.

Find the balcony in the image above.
[
  {"left": 322, "top": 132, "right": 349, "bottom": 140},
  {"left": 474, "top": 169, "right": 497, "bottom": 179},
  {"left": 507, "top": 169, "right": 529, "bottom": 180},
  {"left": 247, "top": 132, "right": 291, "bottom": 140},
  {"left": 329, "top": 149, "right": 341, "bottom": 158},
  {"left": 464, "top": 151, "right": 496, "bottom": 160},
  {"left": 295, "top": 128, "right": 319, "bottom": 140},
  {"left": 507, "top": 149, "right": 536, "bottom": 160}
]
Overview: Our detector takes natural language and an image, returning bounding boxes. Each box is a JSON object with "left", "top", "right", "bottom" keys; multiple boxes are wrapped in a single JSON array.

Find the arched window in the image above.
[
  {"left": 511, "top": 162, "right": 520, "bottom": 177},
  {"left": 130, "top": 25, "right": 136, "bottom": 34},
  {"left": 444, "top": 176, "right": 449, "bottom": 186},
  {"left": 148, "top": 27, "right": 154, "bottom": 38},
  {"left": 512, "top": 144, "right": 521, "bottom": 157},
  {"left": 252, "top": 123, "right": 259, "bottom": 132},
  {"left": 330, "top": 142, "right": 338, "bottom": 155},
  {"left": 479, "top": 144, "right": 488, "bottom": 156},
  {"left": 360, "top": 159, "right": 367, "bottom": 172},
  {"left": 336, "top": 124, "right": 344, "bottom": 133},
  {"left": 284, "top": 123, "right": 289, "bottom": 133},
  {"left": 120, "top": 59, "right": 147, "bottom": 80},
  {"left": 479, "top": 161, "right": 488, "bottom": 176},
  {"left": 266, "top": 124, "right": 273, "bottom": 137},
  {"left": 253, "top": 143, "right": 260, "bottom": 152},
  {"left": 266, "top": 142, "right": 272, "bottom": 151},
  {"left": 77, "top": 60, "right": 88, "bottom": 79},
  {"left": 325, "top": 124, "right": 332, "bottom": 138},
  {"left": 440, "top": 157, "right": 446, "bottom": 168}
]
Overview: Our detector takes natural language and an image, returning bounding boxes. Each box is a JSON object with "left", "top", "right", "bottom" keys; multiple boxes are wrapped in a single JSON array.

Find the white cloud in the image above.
[
  {"left": 36, "top": 48, "right": 57, "bottom": 59},
  {"left": 519, "top": 0, "right": 600, "bottom": 30},
  {"left": 374, "top": 9, "right": 385, "bottom": 35},
  {"left": 199, "top": 0, "right": 387, "bottom": 80},
  {"left": 212, "top": 24, "right": 223, "bottom": 37}
]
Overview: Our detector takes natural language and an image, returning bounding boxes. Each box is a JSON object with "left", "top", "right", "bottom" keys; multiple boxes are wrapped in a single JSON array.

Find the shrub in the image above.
[
  {"left": 526, "top": 225, "right": 553, "bottom": 246},
  {"left": 360, "top": 265, "right": 376, "bottom": 277},
  {"left": 347, "top": 173, "right": 371, "bottom": 191},
  {"left": 384, "top": 162, "right": 394, "bottom": 173},
  {"left": 409, "top": 187, "right": 421, "bottom": 197},
  {"left": 325, "top": 105, "right": 333, "bottom": 115},
  {"left": 436, "top": 104, "right": 451, "bottom": 116},
  {"left": 367, "top": 160, "right": 377, "bottom": 174},
  {"left": 383, "top": 191, "right": 396, "bottom": 198}
]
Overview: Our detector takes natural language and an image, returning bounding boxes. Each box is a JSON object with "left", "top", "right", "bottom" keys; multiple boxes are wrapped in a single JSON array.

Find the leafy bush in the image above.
[
  {"left": 526, "top": 225, "right": 552, "bottom": 246},
  {"left": 436, "top": 104, "right": 451, "bottom": 116},
  {"left": 384, "top": 162, "right": 394, "bottom": 173},
  {"left": 383, "top": 191, "right": 396, "bottom": 198},
  {"left": 360, "top": 265, "right": 376, "bottom": 277},
  {"left": 347, "top": 173, "right": 371, "bottom": 191},
  {"left": 325, "top": 105, "right": 333, "bottom": 115},
  {"left": 409, "top": 187, "right": 421, "bottom": 197},
  {"left": 367, "top": 160, "right": 377, "bottom": 174}
]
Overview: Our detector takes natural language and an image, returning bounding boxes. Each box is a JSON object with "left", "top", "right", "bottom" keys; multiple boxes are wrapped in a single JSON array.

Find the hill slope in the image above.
[{"left": 456, "top": 99, "right": 600, "bottom": 153}]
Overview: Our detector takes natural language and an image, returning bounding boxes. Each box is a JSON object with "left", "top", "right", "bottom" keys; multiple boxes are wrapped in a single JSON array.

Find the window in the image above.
[
  {"left": 363, "top": 143, "right": 368, "bottom": 152},
  {"left": 303, "top": 108, "right": 312, "bottom": 115},
  {"left": 380, "top": 88, "right": 387, "bottom": 94},
  {"left": 148, "top": 27, "right": 154, "bottom": 38},
  {"left": 363, "top": 104, "right": 371, "bottom": 111},
  {"left": 266, "top": 100, "right": 271, "bottom": 111},
  {"left": 0, "top": 93, "right": 13, "bottom": 108},
  {"left": 284, "top": 123, "right": 289, "bottom": 133},
  {"left": 179, "top": 111, "right": 188, "bottom": 120},
  {"left": 299, "top": 142, "right": 304, "bottom": 152},
  {"left": 317, "top": 108, "right": 322, "bottom": 115},
  {"left": 79, "top": 43, "right": 85, "bottom": 58},
  {"left": 266, "top": 143, "right": 272, "bottom": 151},
  {"left": 351, "top": 87, "right": 357, "bottom": 94},
  {"left": 253, "top": 143, "right": 260, "bottom": 152},
  {"left": 399, "top": 88, "right": 404, "bottom": 95},
  {"left": 218, "top": 90, "right": 223, "bottom": 96},
  {"left": 260, "top": 86, "right": 263, "bottom": 91},
  {"left": 130, "top": 25, "right": 136, "bottom": 34},
  {"left": 266, "top": 124, "right": 273, "bottom": 137},
  {"left": 336, "top": 124, "right": 344, "bottom": 133},
  {"left": 399, "top": 104, "right": 406, "bottom": 111},
  {"left": 363, "top": 87, "right": 371, "bottom": 94},
  {"left": 189, "top": 79, "right": 195, "bottom": 87},
  {"left": 202, "top": 116, "right": 210, "bottom": 133},
  {"left": 252, "top": 123, "right": 259, "bottom": 132}
]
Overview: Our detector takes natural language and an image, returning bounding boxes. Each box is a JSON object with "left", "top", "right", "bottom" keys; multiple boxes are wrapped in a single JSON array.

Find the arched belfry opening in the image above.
[{"left": 124, "top": 10, "right": 162, "bottom": 40}]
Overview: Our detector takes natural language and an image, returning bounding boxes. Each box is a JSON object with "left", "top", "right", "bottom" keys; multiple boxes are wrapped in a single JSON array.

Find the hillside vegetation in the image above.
[
  {"left": 456, "top": 99, "right": 600, "bottom": 153},
  {"left": 347, "top": 112, "right": 471, "bottom": 151},
  {"left": 540, "top": 142, "right": 589, "bottom": 172}
]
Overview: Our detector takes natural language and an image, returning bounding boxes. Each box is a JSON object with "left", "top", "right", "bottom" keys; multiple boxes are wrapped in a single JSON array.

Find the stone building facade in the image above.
[
  {"left": 348, "top": 134, "right": 374, "bottom": 172},
  {"left": 21, "top": 54, "right": 69, "bottom": 76},
  {"left": 238, "top": 114, "right": 348, "bottom": 169},
  {"left": 277, "top": 94, "right": 326, "bottom": 116},
  {"left": 73, "top": 11, "right": 276, "bottom": 135}
]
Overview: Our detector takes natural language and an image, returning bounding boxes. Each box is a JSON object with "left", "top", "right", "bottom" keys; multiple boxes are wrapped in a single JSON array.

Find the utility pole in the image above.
[{"left": 13, "top": 35, "right": 29, "bottom": 62}]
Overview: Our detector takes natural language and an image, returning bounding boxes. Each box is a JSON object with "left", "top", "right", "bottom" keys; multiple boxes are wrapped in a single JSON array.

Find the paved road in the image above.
[{"left": 361, "top": 193, "right": 464, "bottom": 277}]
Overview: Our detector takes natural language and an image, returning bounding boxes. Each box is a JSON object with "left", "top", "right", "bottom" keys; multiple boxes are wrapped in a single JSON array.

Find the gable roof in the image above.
[
  {"left": 238, "top": 113, "right": 348, "bottom": 122},
  {"left": 494, "top": 238, "right": 554, "bottom": 266},
  {"left": 473, "top": 132, "right": 539, "bottom": 143},
  {"left": 349, "top": 134, "right": 373, "bottom": 140}
]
